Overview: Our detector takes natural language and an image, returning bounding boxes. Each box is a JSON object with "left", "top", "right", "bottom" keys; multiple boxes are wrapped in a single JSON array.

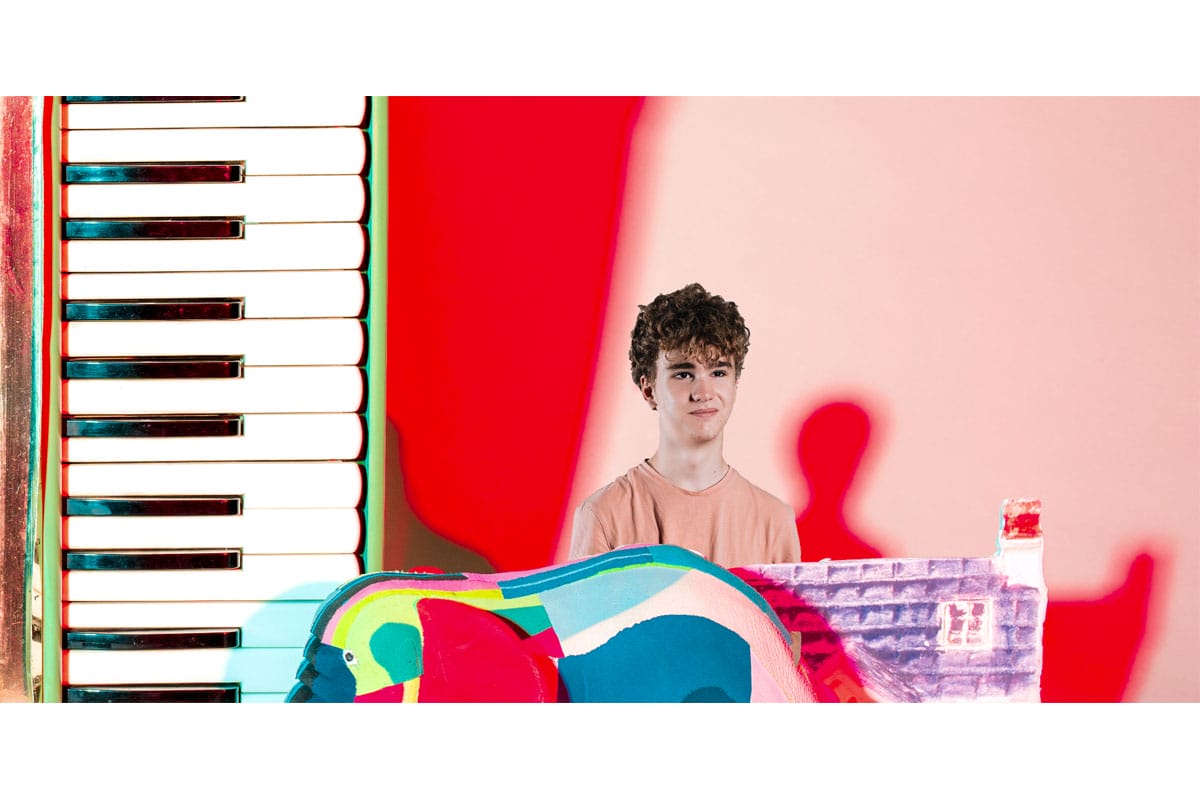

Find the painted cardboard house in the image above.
[{"left": 737, "top": 498, "right": 1048, "bottom": 702}]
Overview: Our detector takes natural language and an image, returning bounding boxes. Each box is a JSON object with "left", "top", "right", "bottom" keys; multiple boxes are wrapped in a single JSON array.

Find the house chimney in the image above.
[{"left": 996, "top": 497, "right": 1046, "bottom": 593}]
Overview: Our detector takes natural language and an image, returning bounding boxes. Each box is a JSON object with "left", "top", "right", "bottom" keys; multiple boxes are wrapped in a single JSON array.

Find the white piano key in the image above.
[
  {"left": 63, "top": 508, "right": 362, "bottom": 554},
  {"left": 64, "top": 461, "right": 362, "bottom": 508},
  {"left": 64, "top": 222, "right": 366, "bottom": 273},
  {"left": 64, "top": 175, "right": 365, "bottom": 223},
  {"left": 65, "top": 319, "right": 364, "bottom": 365},
  {"left": 63, "top": 553, "right": 361, "bottom": 602},
  {"left": 64, "top": 413, "right": 364, "bottom": 463},
  {"left": 63, "top": 271, "right": 365, "bottom": 319},
  {"left": 64, "top": 647, "right": 306, "bottom": 694},
  {"left": 63, "top": 365, "right": 363, "bottom": 414},
  {"left": 64, "top": 128, "right": 368, "bottom": 175},
  {"left": 62, "top": 96, "right": 368, "bottom": 130},
  {"left": 64, "top": 600, "right": 324, "bottom": 647}
]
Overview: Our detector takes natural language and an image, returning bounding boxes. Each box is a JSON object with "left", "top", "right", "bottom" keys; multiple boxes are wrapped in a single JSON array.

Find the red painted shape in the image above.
[
  {"left": 521, "top": 625, "right": 565, "bottom": 659},
  {"left": 1040, "top": 552, "right": 1156, "bottom": 702},
  {"left": 793, "top": 401, "right": 884, "bottom": 561},
  {"left": 386, "top": 97, "right": 643, "bottom": 572},
  {"left": 792, "top": 399, "right": 1159, "bottom": 701},
  {"left": 415, "top": 597, "right": 560, "bottom": 702}
]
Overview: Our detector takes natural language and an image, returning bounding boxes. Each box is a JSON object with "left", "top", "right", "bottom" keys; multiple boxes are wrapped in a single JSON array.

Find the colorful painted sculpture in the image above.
[{"left": 288, "top": 545, "right": 816, "bottom": 702}]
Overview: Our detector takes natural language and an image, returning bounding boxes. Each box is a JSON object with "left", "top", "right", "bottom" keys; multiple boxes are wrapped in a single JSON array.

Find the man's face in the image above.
[{"left": 640, "top": 349, "right": 738, "bottom": 447}]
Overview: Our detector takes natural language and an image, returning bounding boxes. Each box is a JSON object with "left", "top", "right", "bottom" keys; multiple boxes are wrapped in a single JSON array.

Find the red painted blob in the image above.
[
  {"left": 386, "top": 97, "right": 644, "bottom": 571},
  {"left": 415, "top": 597, "right": 560, "bottom": 702}
]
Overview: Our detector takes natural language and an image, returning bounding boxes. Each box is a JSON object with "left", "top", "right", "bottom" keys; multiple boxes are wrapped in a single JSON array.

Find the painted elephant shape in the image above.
[{"left": 289, "top": 544, "right": 816, "bottom": 702}]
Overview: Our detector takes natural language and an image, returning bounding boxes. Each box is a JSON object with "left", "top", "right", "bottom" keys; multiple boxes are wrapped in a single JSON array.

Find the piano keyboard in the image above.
[{"left": 39, "top": 96, "right": 388, "bottom": 702}]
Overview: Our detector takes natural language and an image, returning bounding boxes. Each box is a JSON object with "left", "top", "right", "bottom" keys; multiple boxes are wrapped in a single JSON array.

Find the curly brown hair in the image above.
[{"left": 628, "top": 283, "right": 750, "bottom": 385}]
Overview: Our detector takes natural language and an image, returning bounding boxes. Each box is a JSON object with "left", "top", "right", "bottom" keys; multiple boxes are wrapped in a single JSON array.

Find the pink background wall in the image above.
[{"left": 561, "top": 97, "right": 1199, "bottom": 701}]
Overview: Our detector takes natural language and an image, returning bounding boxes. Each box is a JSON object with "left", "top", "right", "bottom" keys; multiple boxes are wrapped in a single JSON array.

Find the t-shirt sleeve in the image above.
[
  {"left": 568, "top": 503, "right": 611, "bottom": 561},
  {"left": 775, "top": 503, "right": 802, "bottom": 563}
]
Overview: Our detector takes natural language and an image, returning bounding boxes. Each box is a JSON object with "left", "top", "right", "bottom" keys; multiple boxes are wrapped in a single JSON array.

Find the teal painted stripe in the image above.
[{"left": 497, "top": 547, "right": 656, "bottom": 596}]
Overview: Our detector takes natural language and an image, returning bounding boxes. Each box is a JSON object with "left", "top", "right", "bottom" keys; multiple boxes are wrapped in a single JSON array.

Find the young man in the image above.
[{"left": 568, "top": 283, "right": 801, "bottom": 568}]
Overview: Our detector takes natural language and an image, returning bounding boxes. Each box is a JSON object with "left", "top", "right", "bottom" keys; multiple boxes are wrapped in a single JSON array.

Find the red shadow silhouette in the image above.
[
  {"left": 794, "top": 401, "right": 884, "bottom": 561},
  {"left": 1040, "top": 552, "right": 1157, "bottom": 702},
  {"left": 791, "top": 399, "right": 1160, "bottom": 701}
]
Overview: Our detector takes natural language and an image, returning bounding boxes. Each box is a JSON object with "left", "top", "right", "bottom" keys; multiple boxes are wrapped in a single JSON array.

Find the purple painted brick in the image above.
[
  {"left": 965, "top": 650, "right": 1005, "bottom": 668},
  {"left": 936, "top": 673, "right": 982, "bottom": 697},
  {"left": 895, "top": 603, "right": 938, "bottom": 626},
  {"left": 896, "top": 580, "right": 936, "bottom": 600},
  {"left": 929, "top": 559, "right": 966, "bottom": 577},
  {"left": 861, "top": 631, "right": 901, "bottom": 651},
  {"left": 794, "top": 563, "right": 829, "bottom": 582},
  {"left": 1014, "top": 599, "right": 1040, "bottom": 626},
  {"left": 963, "top": 558, "right": 997, "bottom": 575},
  {"left": 827, "top": 607, "right": 866, "bottom": 629},
  {"left": 957, "top": 575, "right": 995, "bottom": 595},
  {"left": 861, "top": 561, "right": 896, "bottom": 580},
  {"left": 860, "top": 581, "right": 895, "bottom": 601},
  {"left": 1010, "top": 625, "right": 1038, "bottom": 647},
  {"left": 860, "top": 605, "right": 895, "bottom": 627},
  {"left": 830, "top": 564, "right": 866, "bottom": 583},
  {"left": 900, "top": 630, "right": 937, "bottom": 649},
  {"left": 893, "top": 649, "right": 939, "bottom": 671},
  {"left": 993, "top": 597, "right": 1020, "bottom": 626},
  {"left": 895, "top": 560, "right": 932, "bottom": 578},
  {"left": 928, "top": 578, "right": 966, "bottom": 597},
  {"left": 755, "top": 564, "right": 797, "bottom": 582},
  {"left": 830, "top": 584, "right": 861, "bottom": 603},
  {"left": 1010, "top": 648, "right": 1043, "bottom": 674}
]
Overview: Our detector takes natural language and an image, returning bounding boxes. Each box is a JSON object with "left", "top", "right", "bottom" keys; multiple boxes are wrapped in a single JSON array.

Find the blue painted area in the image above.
[
  {"left": 294, "top": 643, "right": 357, "bottom": 703},
  {"left": 539, "top": 565, "right": 685, "bottom": 640},
  {"left": 369, "top": 622, "right": 423, "bottom": 684},
  {"left": 497, "top": 547, "right": 655, "bottom": 596},
  {"left": 642, "top": 547, "right": 790, "bottom": 640},
  {"left": 557, "top": 615, "right": 752, "bottom": 702},
  {"left": 500, "top": 545, "right": 790, "bottom": 641}
]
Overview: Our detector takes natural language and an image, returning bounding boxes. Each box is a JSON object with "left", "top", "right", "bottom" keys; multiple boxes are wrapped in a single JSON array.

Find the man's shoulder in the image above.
[
  {"left": 729, "top": 468, "right": 794, "bottom": 516},
  {"left": 580, "top": 463, "right": 647, "bottom": 511}
]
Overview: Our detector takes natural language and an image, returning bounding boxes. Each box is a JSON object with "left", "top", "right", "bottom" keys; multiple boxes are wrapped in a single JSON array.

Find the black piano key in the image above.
[
  {"left": 64, "top": 685, "right": 241, "bottom": 703},
  {"left": 64, "top": 163, "right": 244, "bottom": 184},
  {"left": 64, "top": 298, "right": 244, "bottom": 321},
  {"left": 62, "top": 97, "right": 245, "bottom": 104},
  {"left": 63, "top": 218, "right": 244, "bottom": 240},
  {"left": 64, "top": 415, "right": 244, "bottom": 438},
  {"left": 63, "top": 356, "right": 244, "bottom": 380},
  {"left": 64, "top": 496, "right": 242, "bottom": 517},
  {"left": 64, "top": 629, "right": 241, "bottom": 651},
  {"left": 64, "top": 550, "right": 243, "bottom": 570}
]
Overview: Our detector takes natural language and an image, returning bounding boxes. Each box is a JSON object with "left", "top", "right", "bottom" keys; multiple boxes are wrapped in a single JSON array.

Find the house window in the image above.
[{"left": 938, "top": 599, "right": 991, "bottom": 649}]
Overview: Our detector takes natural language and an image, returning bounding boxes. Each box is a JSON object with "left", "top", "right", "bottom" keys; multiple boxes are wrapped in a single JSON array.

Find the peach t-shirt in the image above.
[{"left": 568, "top": 460, "right": 801, "bottom": 568}]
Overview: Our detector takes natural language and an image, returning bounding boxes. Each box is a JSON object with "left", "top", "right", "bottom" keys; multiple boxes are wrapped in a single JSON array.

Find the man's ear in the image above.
[{"left": 639, "top": 375, "right": 657, "bottom": 410}]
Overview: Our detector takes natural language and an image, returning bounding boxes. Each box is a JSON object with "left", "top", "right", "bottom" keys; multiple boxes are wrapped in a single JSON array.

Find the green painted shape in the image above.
[
  {"left": 369, "top": 622, "right": 423, "bottom": 684},
  {"left": 38, "top": 98, "right": 62, "bottom": 702},
  {"left": 363, "top": 96, "right": 388, "bottom": 574},
  {"left": 490, "top": 603, "right": 553, "bottom": 635}
]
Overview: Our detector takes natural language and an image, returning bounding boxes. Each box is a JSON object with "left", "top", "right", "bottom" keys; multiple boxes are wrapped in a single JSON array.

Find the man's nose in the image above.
[{"left": 691, "top": 377, "right": 713, "bottom": 401}]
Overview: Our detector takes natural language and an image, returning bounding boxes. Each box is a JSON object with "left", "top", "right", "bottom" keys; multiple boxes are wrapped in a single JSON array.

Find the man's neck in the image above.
[{"left": 648, "top": 441, "right": 729, "bottom": 492}]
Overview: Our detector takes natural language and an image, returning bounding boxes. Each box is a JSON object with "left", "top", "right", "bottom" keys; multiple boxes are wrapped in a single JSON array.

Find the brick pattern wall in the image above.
[{"left": 736, "top": 557, "right": 1045, "bottom": 702}]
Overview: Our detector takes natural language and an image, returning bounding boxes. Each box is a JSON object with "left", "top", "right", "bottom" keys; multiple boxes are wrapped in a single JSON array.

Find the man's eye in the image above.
[
  {"left": 712, "top": 370, "right": 728, "bottom": 378},
  {"left": 673, "top": 372, "right": 692, "bottom": 379}
]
